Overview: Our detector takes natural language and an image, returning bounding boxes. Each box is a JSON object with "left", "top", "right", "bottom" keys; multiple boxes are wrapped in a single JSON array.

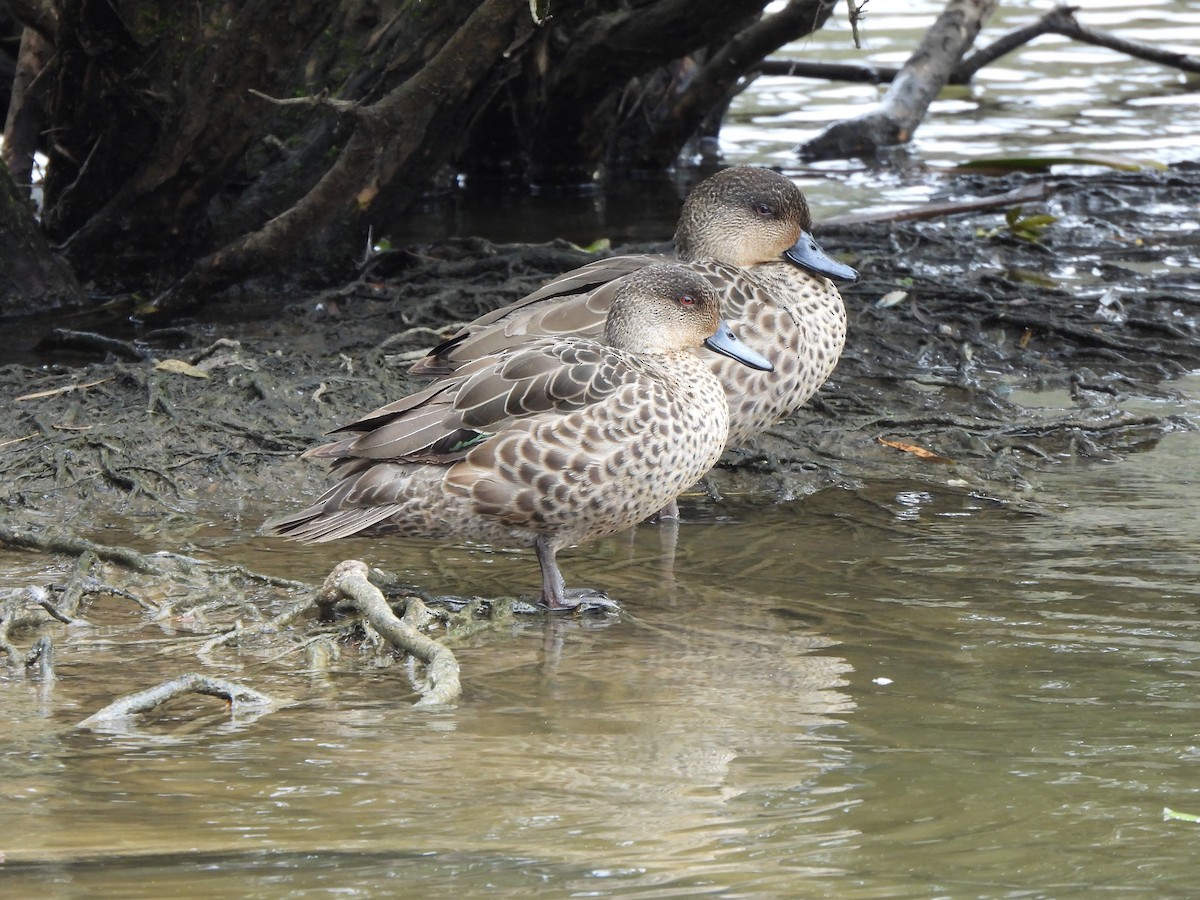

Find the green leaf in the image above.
[
  {"left": 1164, "top": 807, "right": 1200, "bottom": 823},
  {"left": 1014, "top": 214, "right": 1058, "bottom": 230}
]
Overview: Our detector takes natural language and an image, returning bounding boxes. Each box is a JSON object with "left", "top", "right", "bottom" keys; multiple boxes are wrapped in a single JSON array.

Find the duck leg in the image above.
[
  {"left": 649, "top": 498, "right": 680, "bottom": 522},
  {"left": 533, "top": 536, "right": 619, "bottom": 613}
]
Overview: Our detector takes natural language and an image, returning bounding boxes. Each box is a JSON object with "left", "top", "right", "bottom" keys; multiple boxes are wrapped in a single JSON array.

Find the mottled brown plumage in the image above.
[
  {"left": 269, "top": 265, "right": 772, "bottom": 610},
  {"left": 411, "top": 166, "right": 856, "bottom": 446}
]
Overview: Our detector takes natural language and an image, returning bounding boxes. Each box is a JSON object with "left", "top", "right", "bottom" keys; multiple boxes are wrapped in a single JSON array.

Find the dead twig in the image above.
[
  {"left": 249, "top": 88, "right": 367, "bottom": 117},
  {"left": 820, "top": 182, "right": 1048, "bottom": 227}
]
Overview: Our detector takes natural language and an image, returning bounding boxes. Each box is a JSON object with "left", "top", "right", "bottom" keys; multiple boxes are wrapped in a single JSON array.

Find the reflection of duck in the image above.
[
  {"left": 412, "top": 166, "right": 857, "bottom": 448},
  {"left": 270, "top": 265, "right": 772, "bottom": 610}
]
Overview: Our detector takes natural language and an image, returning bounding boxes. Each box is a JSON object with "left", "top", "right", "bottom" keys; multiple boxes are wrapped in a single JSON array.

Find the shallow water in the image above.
[
  {"left": 394, "top": 1, "right": 1200, "bottom": 244},
  {"left": 4, "top": 381, "right": 1200, "bottom": 897}
]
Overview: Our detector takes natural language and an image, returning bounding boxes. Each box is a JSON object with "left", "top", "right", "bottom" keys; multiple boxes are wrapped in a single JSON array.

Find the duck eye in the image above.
[
  {"left": 678, "top": 293, "right": 697, "bottom": 307},
  {"left": 755, "top": 203, "right": 774, "bottom": 218}
]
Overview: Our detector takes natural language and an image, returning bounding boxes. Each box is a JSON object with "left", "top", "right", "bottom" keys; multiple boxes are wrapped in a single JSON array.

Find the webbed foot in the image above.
[{"left": 538, "top": 588, "right": 620, "bottom": 614}]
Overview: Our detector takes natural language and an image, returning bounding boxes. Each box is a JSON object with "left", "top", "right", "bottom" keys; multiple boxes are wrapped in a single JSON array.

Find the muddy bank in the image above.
[
  {"left": 1, "top": 164, "right": 1197, "bottom": 698},
  {"left": 5, "top": 165, "right": 1197, "bottom": 522}
]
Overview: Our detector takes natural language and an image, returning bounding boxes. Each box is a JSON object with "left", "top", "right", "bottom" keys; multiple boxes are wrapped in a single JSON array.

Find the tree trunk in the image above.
[
  {"left": 0, "top": 0, "right": 845, "bottom": 314},
  {"left": 0, "top": 157, "right": 81, "bottom": 317},
  {"left": 797, "top": 0, "right": 998, "bottom": 161},
  {"left": 611, "top": 0, "right": 840, "bottom": 171},
  {"left": 463, "top": 0, "right": 835, "bottom": 184}
]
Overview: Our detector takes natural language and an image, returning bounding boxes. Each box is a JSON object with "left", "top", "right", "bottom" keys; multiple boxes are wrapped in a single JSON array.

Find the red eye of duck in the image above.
[
  {"left": 679, "top": 293, "right": 696, "bottom": 306},
  {"left": 755, "top": 203, "right": 774, "bottom": 217}
]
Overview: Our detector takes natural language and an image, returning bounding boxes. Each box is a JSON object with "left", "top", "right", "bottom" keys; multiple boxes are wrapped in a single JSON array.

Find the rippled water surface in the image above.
[
  {"left": 5, "top": 382, "right": 1200, "bottom": 896},
  {"left": 395, "top": 0, "right": 1200, "bottom": 243}
]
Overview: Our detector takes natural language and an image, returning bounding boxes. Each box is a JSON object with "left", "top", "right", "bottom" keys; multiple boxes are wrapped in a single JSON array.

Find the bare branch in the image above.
[
  {"left": 248, "top": 88, "right": 367, "bottom": 118},
  {"left": 960, "top": 5, "right": 1200, "bottom": 79},
  {"left": 797, "top": 0, "right": 999, "bottom": 161}
]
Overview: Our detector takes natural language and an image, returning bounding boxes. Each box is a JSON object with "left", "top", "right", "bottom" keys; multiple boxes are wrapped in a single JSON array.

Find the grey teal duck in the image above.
[
  {"left": 270, "top": 265, "right": 773, "bottom": 610},
  {"left": 410, "top": 166, "right": 857, "bottom": 448}
]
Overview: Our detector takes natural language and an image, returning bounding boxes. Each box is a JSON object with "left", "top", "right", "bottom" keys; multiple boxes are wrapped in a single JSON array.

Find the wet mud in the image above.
[{"left": 1, "top": 163, "right": 1197, "bottom": 701}]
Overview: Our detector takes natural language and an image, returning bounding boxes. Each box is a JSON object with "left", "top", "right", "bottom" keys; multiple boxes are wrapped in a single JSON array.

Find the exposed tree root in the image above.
[
  {"left": 318, "top": 560, "right": 462, "bottom": 707},
  {"left": 77, "top": 673, "right": 277, "bottom": 729}
]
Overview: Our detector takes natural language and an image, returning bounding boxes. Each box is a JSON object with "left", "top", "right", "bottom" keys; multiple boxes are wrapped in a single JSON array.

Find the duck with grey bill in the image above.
[
  {"left": 785, "top": 229, "right": 859, "bottom": 282},
  {"left": 409, "top": 166, "right": 856, "bottom": 452},
  {"left": 705, "top": 320, "right": 773, "bottom": 371},
  {"left": 269, "top": 264, "right": 773, "bottom": 612}
]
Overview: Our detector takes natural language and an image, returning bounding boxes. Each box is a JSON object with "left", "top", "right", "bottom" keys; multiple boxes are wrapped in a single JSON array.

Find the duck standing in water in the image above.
[
  {"left": 411, "top": 166, "right": 857, "bottom": 449},
  {"left": 270, "top": 265, "right": 772, "bottom": 610}
]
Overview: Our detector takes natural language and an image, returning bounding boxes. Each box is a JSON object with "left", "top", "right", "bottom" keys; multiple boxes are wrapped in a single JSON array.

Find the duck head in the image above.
[
  {"left": 675, "top": 166, "right": 858, "bottom": 282},
  {"left": 604, "top": 265, "right": 774, "bottom": 372}
]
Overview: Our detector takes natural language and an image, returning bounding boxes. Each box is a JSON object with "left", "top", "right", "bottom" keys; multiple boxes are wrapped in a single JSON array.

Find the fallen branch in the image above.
[
  {"left": 793, "top": 1, "right": 1200, "bottom": 161},
  {"left": 820, "top": 181, "right": 1048, "bottom": 227},
  {"left": 798, "top": 0, "right": 998, "bottom": 161},
  {"left": 32, "top": 328, "right": 151, "bottom": 361},
  {"left": 77, "top": 673, "right": 277, "bottom": 728},
  {"left": 765, "top": 5, "right": 1200, "bottom": 87},
  {"left": 757, "top": 59, "right": 951, "bottom": 85},
  {"left": 320, "top": 559, "right": 461, "bottom": 707},
  {"left": 959, "top": 5, "right": 1200, "bottom": 80}
]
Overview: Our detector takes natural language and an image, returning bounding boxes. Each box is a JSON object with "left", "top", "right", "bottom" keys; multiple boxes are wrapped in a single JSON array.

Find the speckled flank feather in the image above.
[
  {"left": 410, "top": 166, "right": 853, "bottom": 447},
  {"left": 269, "top": 265, "right": 757, "bottom": 608}
]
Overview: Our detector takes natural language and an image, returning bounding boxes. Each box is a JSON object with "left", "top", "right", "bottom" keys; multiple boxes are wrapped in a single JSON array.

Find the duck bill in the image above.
[
  {"left": 704, "top": 321, "right": 774, "bottom": 372},
  {"left": 784, "top": 230, "right": 859, "bottom": 282}
]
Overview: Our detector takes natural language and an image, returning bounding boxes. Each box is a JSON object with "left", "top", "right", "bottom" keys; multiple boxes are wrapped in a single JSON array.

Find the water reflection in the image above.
[
  {"left": 6, "top": 417, "right": 1200, "bottom": 894},
  {"left": 382, "top": 3, "right": 1200, "bottom": 248}
]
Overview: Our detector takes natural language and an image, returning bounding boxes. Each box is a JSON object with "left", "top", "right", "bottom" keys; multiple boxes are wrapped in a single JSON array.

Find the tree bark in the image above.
[
  {"left": 0, "top": 157, "right": 81, "bottom": 317},
  {"left": 162, "top": 0, "right": 535, "bottom": 308},
  {"left": 797, "top": 0, "right": 998, "bottom": 161},
  {"left": 611, "top": 0, "right": 840, "bottom": 170},
  {"left": 463, "top": 0, "right": 800, "bottom": 184}
]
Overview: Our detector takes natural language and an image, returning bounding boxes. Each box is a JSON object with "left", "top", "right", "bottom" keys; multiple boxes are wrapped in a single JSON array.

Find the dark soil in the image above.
[{"left": 2, "top": 162, "right": 1197, "bottom": 695}]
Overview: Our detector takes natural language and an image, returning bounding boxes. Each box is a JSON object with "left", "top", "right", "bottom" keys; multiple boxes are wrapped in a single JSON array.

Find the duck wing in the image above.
[
  {"left": 306, "top": 338, "right": 644, "bottom": 466},
  {"left": 410, "top": 253, "right": 663, "bottom": 375}
]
